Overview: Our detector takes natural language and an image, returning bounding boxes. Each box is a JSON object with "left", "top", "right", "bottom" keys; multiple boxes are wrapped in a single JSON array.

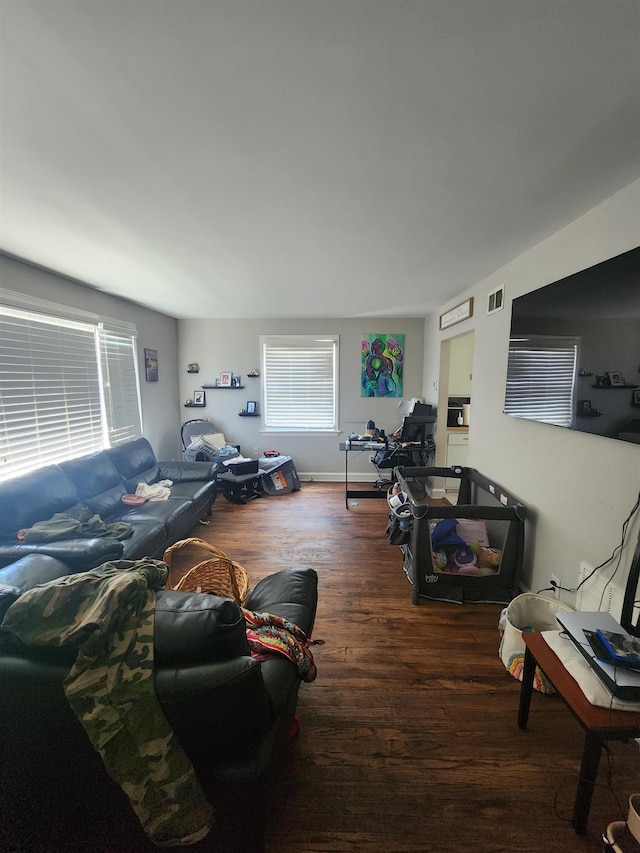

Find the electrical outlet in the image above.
[
  {"left": 252, "top": 446, "right": 259, "bottom": 456},
  {"left": 550, "top": 574, "right": 561, "bottom": 599}
]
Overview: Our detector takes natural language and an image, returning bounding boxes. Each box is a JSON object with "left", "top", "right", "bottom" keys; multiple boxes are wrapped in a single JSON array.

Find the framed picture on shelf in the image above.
[
  {"left": 219, "top": 372, "right": 232, "bottom": 387},
  {"left": 632, "top": 389, "right": 640, "bottom": 408},
  {"left": 608, "top": 371, "right": 624, "bottom": 386},
  {"left": 193, "top": 390, "right": 205, "bottom": 407},
  {"left": 246, "top": 401, "right": 257, "bottom": 414}
]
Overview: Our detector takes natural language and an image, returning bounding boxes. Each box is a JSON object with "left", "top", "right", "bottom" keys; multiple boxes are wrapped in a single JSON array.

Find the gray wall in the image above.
[
  {"left": 424, "top": 178, "right": 640, "bottom": 606},
  {"left": 0, "top": 254, "right": 181, "bottom": 461},
  {"left": 2, "top": 178, "right": 639, "bottom": 610},
  {"left": 177, "top": 317, "right": 426, "bottom": 479}
]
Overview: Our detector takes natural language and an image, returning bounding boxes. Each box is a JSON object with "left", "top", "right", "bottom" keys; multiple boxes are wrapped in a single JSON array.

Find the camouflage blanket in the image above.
[{"left": 1, "top": 559, "right": 212, "bottom": 847}]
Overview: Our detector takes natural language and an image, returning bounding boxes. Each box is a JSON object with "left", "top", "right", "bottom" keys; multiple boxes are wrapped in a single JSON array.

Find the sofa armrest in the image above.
[
  {"left": 0, "top": 553, "right": 80, "bottom": 592},
  {"left": 245, "top": 567, "right": 318, "bottom": 636},
  {"left": 154, "top": 590, "right": 249, "bottom": 664},
  {"left": 0, "top": 538, "right": 125, "bottom": 572},
  {"left": 158, "top": 460, "right": 217, "bottom": 482}
]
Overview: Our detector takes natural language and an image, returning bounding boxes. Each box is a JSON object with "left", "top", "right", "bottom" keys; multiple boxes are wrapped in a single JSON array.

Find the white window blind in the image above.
[
  {"left": 0, "top": 292, "right": 142, "bottom": 480},
  {"left": 98, "top": 322, "right": 143, "bottom": 446},
  {"left": 505, "top": 335, "right": 579, "bottom": 427},
  {"left": 262, "top": 335, "right": 338, "bottom": 431}
]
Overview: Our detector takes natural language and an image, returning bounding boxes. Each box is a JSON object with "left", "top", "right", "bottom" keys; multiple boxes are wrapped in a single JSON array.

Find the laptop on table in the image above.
[{"left": 556, "top": 610, "right": 640, "bottom": 702}]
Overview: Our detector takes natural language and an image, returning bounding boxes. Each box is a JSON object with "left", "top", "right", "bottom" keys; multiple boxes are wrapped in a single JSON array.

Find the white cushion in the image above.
[{"left": 200, "top": 432, "right": 226, "bottom": 450}]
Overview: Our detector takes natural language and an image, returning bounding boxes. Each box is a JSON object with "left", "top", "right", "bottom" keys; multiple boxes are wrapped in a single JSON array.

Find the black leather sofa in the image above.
[
  {"left": 0, "top": 437, "right": 218, "bottom": 573},
  {"left": 0, "top": 553, "right": 319, "bottom": 851}
]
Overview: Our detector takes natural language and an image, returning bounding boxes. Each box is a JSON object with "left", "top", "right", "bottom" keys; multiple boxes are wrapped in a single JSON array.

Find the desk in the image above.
[
  {"left": 518, "top": 631, "right": 640, "bottom": 834},
  {"left": 339, "top": 441, "right": 388, "bottom": 509}
]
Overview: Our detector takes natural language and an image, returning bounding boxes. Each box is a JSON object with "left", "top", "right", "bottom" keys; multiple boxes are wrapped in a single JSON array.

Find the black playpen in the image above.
[{"left": 391, "top": 466, "right": 528, "bottom": 605}]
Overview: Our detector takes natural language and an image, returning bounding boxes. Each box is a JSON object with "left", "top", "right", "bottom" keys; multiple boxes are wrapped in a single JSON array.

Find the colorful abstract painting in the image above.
[{"left": 361, "top": 334, "right": 404, "bottom": 397}]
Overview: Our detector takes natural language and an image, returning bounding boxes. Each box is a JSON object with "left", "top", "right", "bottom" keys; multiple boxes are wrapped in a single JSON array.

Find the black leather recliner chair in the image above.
[{"left": 0, "top": 553, "right": 319, "bottom": 851}]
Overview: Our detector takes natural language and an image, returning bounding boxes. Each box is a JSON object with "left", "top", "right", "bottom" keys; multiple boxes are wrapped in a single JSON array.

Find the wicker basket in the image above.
[{"left": 163, "top": 537, "right": 250, "bottom": 604}]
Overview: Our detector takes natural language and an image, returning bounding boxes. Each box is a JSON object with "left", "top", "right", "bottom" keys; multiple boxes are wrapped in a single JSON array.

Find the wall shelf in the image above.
[
  {"left": 184, "top": 404, "right": 205, "bottom": 408},
  {"left": 591, "top": 385, "right": 638, "bottom": 390},
  {"left": 238, "top": 412, "right": 260, "bottom": 417},
  {"left": 201, "top": 385, "right": 244, "bottom": 389}
]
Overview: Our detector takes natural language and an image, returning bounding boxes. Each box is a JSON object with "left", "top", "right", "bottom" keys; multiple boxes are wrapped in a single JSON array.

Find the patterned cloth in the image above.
[
  {"left": 242, "top": 607, "right": 322, "bottom": 682},
  {"left": 1, "top": 559, "right": 212, "bottom": 847}
]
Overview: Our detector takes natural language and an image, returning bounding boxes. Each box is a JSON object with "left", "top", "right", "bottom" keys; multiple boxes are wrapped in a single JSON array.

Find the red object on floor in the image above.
[{"left": 288, "top": 715, "right": 300, "bottom": 739}]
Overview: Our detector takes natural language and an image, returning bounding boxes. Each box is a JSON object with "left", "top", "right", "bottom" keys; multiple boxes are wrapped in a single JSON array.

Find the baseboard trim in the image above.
[{"left": 298, "top": 471, "right": 344, "bottom": 483}]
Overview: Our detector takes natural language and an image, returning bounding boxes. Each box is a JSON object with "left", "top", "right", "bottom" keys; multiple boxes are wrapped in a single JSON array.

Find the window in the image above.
[
  {"left": 262, "top": 335, "right": 338, "bottom": 431},
  {"left": 504, "top": 335, "right": 579, "bottom": 427},
  {"left": 0, "top": 290, "right": 142, "bottom": 480}
]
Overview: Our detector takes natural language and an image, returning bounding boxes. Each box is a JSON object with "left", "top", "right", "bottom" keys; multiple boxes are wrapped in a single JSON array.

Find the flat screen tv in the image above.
[{"left": 504, "top": 246, "right": 640, "bottom": 445}]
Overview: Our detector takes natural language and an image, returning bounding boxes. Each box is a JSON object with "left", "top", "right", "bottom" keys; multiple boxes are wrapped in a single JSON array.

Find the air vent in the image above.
[
  {"left": 487, "top": 284, "right": 505, "bottom": 315},
  {"left": 576, "top": 561, "right": 627, "bottom": 619}
]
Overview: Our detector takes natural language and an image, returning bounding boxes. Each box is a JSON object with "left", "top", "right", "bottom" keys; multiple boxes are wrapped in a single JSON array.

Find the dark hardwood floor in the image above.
[
  {"left": 12, "top": 482, "right": 636, "bottom": 853},
  {"left": 193, "top": 481, "right": 639, "bottom": 853}
]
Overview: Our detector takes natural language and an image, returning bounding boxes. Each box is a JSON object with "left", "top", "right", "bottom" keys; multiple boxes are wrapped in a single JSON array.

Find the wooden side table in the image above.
[{"left": 518, "top": 631, "right": 640, "bottom": 834}]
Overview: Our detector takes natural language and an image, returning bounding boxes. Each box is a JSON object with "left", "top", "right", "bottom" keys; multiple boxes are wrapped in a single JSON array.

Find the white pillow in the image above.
[{"left": 201, "top": 432, "right": 226, "bottom": 450}]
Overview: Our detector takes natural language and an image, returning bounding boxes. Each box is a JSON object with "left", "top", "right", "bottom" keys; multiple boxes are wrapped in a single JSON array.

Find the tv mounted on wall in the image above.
[{"left": 504, "top": 246, "right": 640, "bottom": 445}]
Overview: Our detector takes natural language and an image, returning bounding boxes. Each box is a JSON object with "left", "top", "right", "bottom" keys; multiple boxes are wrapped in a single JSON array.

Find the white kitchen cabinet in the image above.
[{"left": 445, "top": 431, "right": 469, "bottom": 492}]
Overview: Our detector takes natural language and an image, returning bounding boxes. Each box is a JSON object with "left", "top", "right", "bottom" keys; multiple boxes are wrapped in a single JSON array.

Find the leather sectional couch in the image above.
[
  {"left": 0, "top": 437, "right": 218, "bottom": 573},
  {"left": 0, "top": 553, "right": 319, "bottom": 851}
]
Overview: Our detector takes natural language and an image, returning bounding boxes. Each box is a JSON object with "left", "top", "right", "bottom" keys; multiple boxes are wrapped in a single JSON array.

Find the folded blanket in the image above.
[
  {"left": 135, "top": 480, "right": 173, "bottom": 501},
  {"left": 2, "top": 559, "right": 213, "bottom": 847}
]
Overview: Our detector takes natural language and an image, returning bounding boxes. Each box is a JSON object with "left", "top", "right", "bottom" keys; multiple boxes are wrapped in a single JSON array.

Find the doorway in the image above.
[{"left": 434, "top": 331, "right": 474, "bottom": 498}]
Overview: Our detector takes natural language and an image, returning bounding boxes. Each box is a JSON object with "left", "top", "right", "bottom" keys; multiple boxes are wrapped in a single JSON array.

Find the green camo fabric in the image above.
[
  {"left": 2, "top": 559, "right": 213, "bottom": 847},
  {"left": 19, "top": 506, "right": 134, "bottom": 542}
]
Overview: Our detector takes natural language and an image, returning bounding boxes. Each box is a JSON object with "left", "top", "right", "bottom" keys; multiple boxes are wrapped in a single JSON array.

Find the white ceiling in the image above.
[{"left": 1, "top": 0, "right": 639, "bottom": 320}]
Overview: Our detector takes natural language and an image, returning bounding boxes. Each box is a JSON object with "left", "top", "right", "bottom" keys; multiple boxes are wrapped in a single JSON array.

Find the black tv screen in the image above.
[{"left": 504, "top": 246, "right": 640, "bottom": 445}]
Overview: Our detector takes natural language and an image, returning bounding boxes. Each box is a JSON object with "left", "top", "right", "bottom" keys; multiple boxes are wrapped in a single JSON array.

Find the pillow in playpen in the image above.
[{"left": 456, "top": 518, "right": 490, "bottom": 546}]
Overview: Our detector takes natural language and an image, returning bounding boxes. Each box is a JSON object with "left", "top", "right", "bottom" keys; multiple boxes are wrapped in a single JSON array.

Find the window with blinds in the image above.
[
  {"left": 505, "top": 335, "right": 579, "bottom": 427},
  {"left": 0, "top": 292, "right": 142, "bottom": 480},
  {"left": 262, "top": 335, "right": 338, "bottom": 431}
]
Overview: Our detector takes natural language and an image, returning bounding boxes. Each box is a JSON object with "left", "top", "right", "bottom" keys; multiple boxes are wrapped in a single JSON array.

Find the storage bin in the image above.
[
  {"left": 393, "top": 466, "right": 527, "bottom": 605},
  {"left": 499, "top": 592, "right": 574, "bottom": 693},
  {"left": 259, "top": 455, "right": 301, "bottom": 495},
  {"left": 225, "top": 459, "right": 259, "bottom": 476}
]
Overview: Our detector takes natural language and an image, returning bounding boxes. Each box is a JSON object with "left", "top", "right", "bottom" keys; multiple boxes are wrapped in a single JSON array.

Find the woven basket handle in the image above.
[{"left": 163, "top": 537, "right": 230, "bottom": 568}]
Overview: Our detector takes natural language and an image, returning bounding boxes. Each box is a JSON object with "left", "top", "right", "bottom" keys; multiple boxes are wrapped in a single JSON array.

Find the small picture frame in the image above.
[
  {"left": 632, "top": 389, "right": 640, "bottom": 408},
  {"left": 144, "top": 348, "right": 158, "bottom": 382},
  {"left": 608, "top": 371, "right": 624, "bottom": 387},
  {"left": 231, "top": 374, "right": 241, "bottom": 387},
  {"left": 219, "top": 372, "right": 232, "bottom": 387},
  {"left": 193, "top": 390, "right": 205, "bottom": 407},
  {"left": 246, "top": 401, "right": 257, "bottom": 414}
]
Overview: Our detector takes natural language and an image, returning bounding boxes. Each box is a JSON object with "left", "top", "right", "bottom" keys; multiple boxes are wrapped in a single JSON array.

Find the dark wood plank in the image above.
[{"left": 188, "top": 482, "right": 639, "bottom": 852}]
